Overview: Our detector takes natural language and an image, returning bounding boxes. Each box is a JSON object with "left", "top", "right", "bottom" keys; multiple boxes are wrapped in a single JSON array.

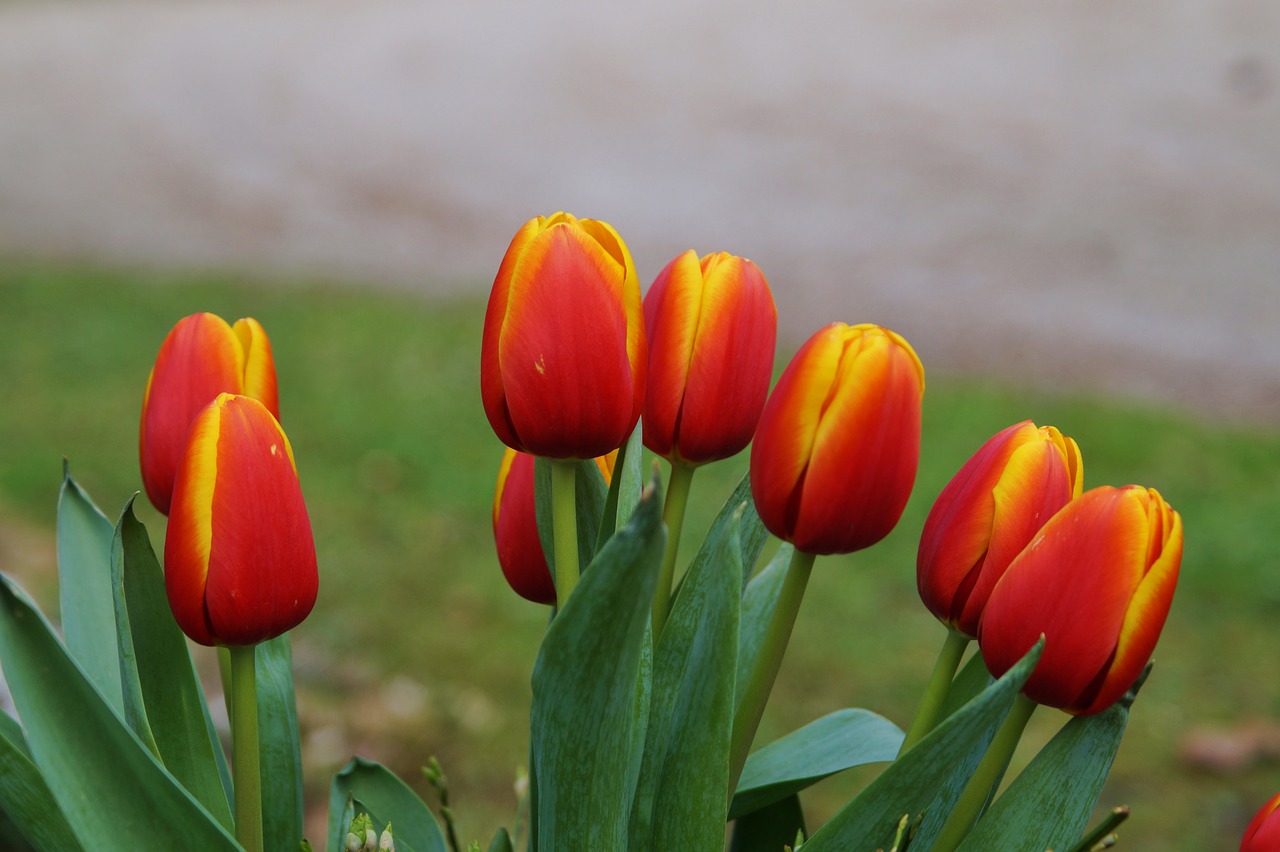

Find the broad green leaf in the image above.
[
  {"left": 596, "top": 421, "right": 644, "bottom": 550},
  {"left": 112, "top": 498, "right": 233, "bottom": 828},
  {"left": 486, "top": 827, "right": 514, "bottom": 852},
  {"left": 0, "top": 574, "right": 238, "bottom": 850},
  {"left": 938, "top": 646, "right": 990, "bottom": 722},
  {"left": 258, "top": 633, "right": 305, "bottom": 852},
  {"left": 728, "top": 793, "right": 806, "bottom": 852},
  {"left": 0, "top": 708, "right": 29, "bottom": 759},
  {"left": 729, "top": 709, "right": 904, "bottom": 820},
  {"left": 0, "top": 713, "right": 82, "bottom": 850},
  {"left": 56, "top": 467, "right": 122, "bottom": 712},
  {"left": 630, "top": 505, "right": 743, "bottom": 849},
  {"left": 802, "top": 641, "right": 1043, "bottom": 851},
  {"left": 530, "top": 480, "right": 665, "bottom": 850},
  {"left": 736, "top": 543, "right": 794, "bottom": 708},
  {"left": 670, "top": 471, "right": 768, "bottom": 603},
  {"left": 534, "top": 457, "right": 609, "bottom": 573},
  {"left": 956, "top": 700, "right": 1130, "bottom": 851},
  {"left": 327, "top": 758, "right": 447, "bottom": 852}
]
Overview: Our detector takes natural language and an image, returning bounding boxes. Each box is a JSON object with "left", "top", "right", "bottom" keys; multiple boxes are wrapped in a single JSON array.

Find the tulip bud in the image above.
[
  {"left": 140, "top": 312, "right": 279, "bottom": 515},
  {"left": 917, "top": 420, "right": 1083, "bottom": 638},
  {"left": 641, "top": 250, "right": 777, "bottom": 465},
  {"left": 1242, "top": 792, "right": 1280, "bottom": 851},
  {"left": 480, "top": 212, "right": 646, "bottom": 460},
  {"left": 749, "top": 323, "right": 925, "bottom": 555},
  {"left": 493, "top": 447, "right": 615, "bottom": 604},
  {"left": 164, "top": 394, "right": 318, "bottom": 646},
  {"left": 979, "top": 485, "right": 1182, "bottom": 715}
]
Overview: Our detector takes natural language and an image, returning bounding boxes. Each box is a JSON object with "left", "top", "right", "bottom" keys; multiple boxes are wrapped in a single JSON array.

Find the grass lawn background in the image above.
[{"left": 2, "top": 261, "right": 1278, "bottom": 849}]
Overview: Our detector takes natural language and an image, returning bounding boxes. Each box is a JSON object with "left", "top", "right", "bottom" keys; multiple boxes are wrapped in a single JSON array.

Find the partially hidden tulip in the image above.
[
  {"left": 493, "top": 448, "right": 615, "bottom": 604},
  {"left": 979, "top": 485, "right": 1182, "bottom": 715},
  {"left": 1242, "top": 792, "right": 1280, "bottom": 851},
  {"left": 165, "top": 393, "right": 317, "bottom": 646},
  {"left": 642, "top": 250, "right": 777, "bottom": 465},
  {"left": 917, "top": 420, "right": 1083, "bottom": 638},
  {"left": 481, "top": 212, "right": 646, "bottom": 460},
  {"left": 749, "top": 322, "right": 925, "bottom": 555},
  {"left": 140, "top": 312, "right": 279, "bottom": 515}
]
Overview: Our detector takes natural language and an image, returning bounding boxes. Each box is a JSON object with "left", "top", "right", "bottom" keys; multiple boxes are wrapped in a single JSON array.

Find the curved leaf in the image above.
[
  {"left": 258, "top": 633, "right": 305, "bottom": 851},
  {"left": 327, "top": 758, "right": 447, "bottom": 852},
  {"left": 736, "top": 543, "right": 794, "bottom": 708},
  {"left": 0, "top": 713, "right": 82, "bottom": 850}
]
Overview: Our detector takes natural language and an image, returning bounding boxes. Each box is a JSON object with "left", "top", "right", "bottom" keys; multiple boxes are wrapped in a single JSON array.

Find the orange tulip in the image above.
[
  {"left": 979, "top": 485, "right": 1182, "bottom": 715},
  {"left": 140, "top": 312, "right": 278, "bottom": 515},
  {"left": 1242, "top": 792, "right": 1280, "bottom": 851},
  {"left": 749, "top": 323, "right": 925, "bottom": 555},
  {"left": 164, "top": 394, "right": 317, "bottom": 646},
  {"left": 917, "top": 421, "right": 1083, "bottom": 638},
  {"left": 642, "top": 250, "right": 776, "bottom": 465},
  {"left": 480, "top": 212, "right": 646, "bottom": 460},
  {"left": 493, "top": 448, "right": 616, "bottom": 604}
]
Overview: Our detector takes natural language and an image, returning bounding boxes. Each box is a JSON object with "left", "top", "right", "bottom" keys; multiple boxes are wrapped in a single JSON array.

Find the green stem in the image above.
[
  {"left": 931, "top": 692, "right": 1038, "bottom": 852},
  {"left": 229, "top": 644, "right": 263, "bottom": 852},
  {"left": 727, "top": 547, "right": 817, "bottom": 799},
  {"left": 550, "top": 459, "right": 579, "bottom": 610},
  {"left": 898, "top": 628, "right": 971, "bottom": 755},
  {"left": 651, "top": 461, "right": 696, "bottom": 637}
]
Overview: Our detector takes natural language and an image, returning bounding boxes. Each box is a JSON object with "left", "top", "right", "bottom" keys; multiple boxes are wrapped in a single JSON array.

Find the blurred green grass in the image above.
[{"left": 2, "top": 261, "right": 1278, "bottom": 849}]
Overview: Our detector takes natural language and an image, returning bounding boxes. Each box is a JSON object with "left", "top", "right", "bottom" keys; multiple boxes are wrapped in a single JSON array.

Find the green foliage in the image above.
[{"left": 327, "top": 758, "right": 447, "bottom": 852}]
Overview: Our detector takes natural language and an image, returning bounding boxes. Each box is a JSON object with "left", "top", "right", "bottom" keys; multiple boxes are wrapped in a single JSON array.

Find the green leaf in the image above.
[
  {"left": 0, "top": 574, "right": 238, "bottom": 850},
  {"left": 728, "top": 793, "right": 806, "bottom": 852},
  {"left": 486, "top": 827, "right": 514, "bottom": 852},
  {"left": 670, "top": 471, "right": 769, "bottom": 602},
  {"left": 327, "top": 758, "right": 447, "bottom": 852},
  {"left": 112, "top": 498, "right": 234, "bottom": 828},
  {"left": 0, "top": 711, "right": 83, "bottom": 851},
  {"left": 736, "top": 543, "right": 794, "bottom": 708},
  {"left": 630, "top": 504, "right": 743, "bottom": 849},
  {"left": 596, "top": 422, "right": 644, "bottom": 550},
  {"left": 802, "top": 641, "right": 1043, "bottom": 851},
  {"left": 729, "top": 709, "right": 904, "bottom": 820},
  {"left": 529, "top": 478, "right": 665, "bottom": 850},
  {"left": 938, "top": 647, "right": 991, "bottom": 722},
  {"left": 534, "top": 457, "right": 609, "bottom": 573},
  {"left": 258, "top": 633, "right": 306, "bottom": 852},
  {"left": 955, "top": 702, "right": 1129, "bottom": 851},
  {"left": 56, "top": 467, "right": 122, "bottom": 713}
]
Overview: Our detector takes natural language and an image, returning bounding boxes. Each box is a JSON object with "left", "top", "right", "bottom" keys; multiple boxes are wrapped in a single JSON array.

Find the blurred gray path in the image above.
[{"left": 2, "top": 0, "right": 1278, "bottom": 419}]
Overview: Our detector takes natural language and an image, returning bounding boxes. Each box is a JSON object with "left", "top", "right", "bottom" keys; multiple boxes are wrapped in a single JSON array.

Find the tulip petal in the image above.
[
  {"left": 642, "top": 250, "right": 704, "bottom": 459},
  {"left": 233, "top": 317, "right": 280, "bottom": 420},
  {"left": 164, "top": 398, "right": 223, "bottom": 646}
]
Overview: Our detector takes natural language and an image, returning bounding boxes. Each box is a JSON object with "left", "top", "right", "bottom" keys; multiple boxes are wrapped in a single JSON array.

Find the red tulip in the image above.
[
  {"left": 481, "top": 212, "right": 646, "bottom": 460},
  {"left": 642, "top": 250, "right": 777, "bottom": 465},
  {"left": 917, "top": 421, "right": 1083, "bottom": 638},
  {"left": 165, "top": 394, "right": 317, "bottom": 646},
  {"left": 979, "top": 485, "right": 1182, "bottom": 715},
  {"left": 140, "top": 312, "right": 279, "bottom": 515},
  {"left": 749, "top": 323, "right": 925, "bottom": 555},
  {"left": 1242, "top": 792, "right": 1280, "bottom": 851}
]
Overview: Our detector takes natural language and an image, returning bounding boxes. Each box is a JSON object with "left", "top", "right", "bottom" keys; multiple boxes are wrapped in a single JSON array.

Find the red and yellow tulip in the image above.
[
  {"left": 917, "top": 421, "right": 1083, "bottom": 638},
  {"left": 164, "top": 394, "right": 317, "bottom": 647},
  {"left": 140, "top": 312, "right": 278, "bottom": 515},
  {"left": 481, "top": 212, "right": 646, "bottom": 460},
  {"left": 749, "top": 323, "right": 925, "bottom": 555},
  {"left": 1242, "top": 792, "right": 1280, "bottom": 851},
  {"left": 642, "top": 250, "right": 777, "bottom": 465},
  {"left": 979, "top": 485, "right": 1182, "bottom": 715}
]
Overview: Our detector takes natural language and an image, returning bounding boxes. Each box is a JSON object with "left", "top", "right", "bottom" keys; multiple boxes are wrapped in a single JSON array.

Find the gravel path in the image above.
[{"left": 2, "top": 0, "right": 1278, "bottom": 420}]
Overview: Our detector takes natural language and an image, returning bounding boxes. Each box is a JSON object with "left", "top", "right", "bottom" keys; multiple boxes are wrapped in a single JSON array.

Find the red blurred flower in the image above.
[
  {"left": 493, "top": 448, "right": 616, "bottom": 604},
  {"left": 749, "top": 323, "right": 925, "bottom": 555},
  {"left": 979, "top": 485, "right": 1182, "bottom": 715},
  {"left": 165, "top": 394, "right": 317, "bottom": 646},
  {"left": 481, "top": 212, "right": 646, "bottom": 460},
  {"left": 917, "top": 421, "right": 1083, "bottom": 638},
  {"left": 642, "top": 250, "right": 776, "bottom": 466},
  {"left": 1242, "top": 792, "right": 1280, "bottom": 851},
  {"left": 140, "top": 312, "right": 278, "bottom": 515}
]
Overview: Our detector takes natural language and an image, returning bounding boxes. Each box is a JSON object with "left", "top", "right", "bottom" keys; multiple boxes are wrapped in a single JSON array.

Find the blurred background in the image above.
[{"left": 1, "top": 0, "right": 1278, "bottom": 848}]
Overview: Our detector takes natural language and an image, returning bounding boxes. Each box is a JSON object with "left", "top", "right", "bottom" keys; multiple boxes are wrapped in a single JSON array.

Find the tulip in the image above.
[
  {"left": 642, "top": 250, "right": 777, "bottom": 465},
  {"left": 140, "top": 312, "right": 279, "bottom": 515},
  {"left": 164, "top": 393, "right": 317, "bottom": 647},
  {"left": 493, "top": 448, "right": 615, "bottom": 605},
  {"left": 1242, "top": 792, "right": 1280, "bottom": 851},
  {"left": 480, "top": 212, "right": 646, "bottom": 460},
  {"left": 917, "top": 420, "right": 1083, "bottom": 638},
  {"left": 749, "top": 322, "right": 925, "bottom": 555},
  {"left": 979, "top": 485, "right": 1182, "bottom": 716}
]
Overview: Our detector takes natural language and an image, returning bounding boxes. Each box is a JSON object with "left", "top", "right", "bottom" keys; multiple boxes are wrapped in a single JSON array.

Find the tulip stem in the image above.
[
  {"left": 931, "top": 692, "right": 1038, "bottom": 852},
  {"left": 899, "top": 628, "right": 971, "bottom": 755},
  {"left": 229, "top": 643, "right": 263, "bottom": 852},
  {"left": 651, "top": 461, "right": 696, "bottom": 637},
  {"left": 727, "top": 547, "right": 816, "bottom": 800},
  {"left": 550, "top": 459, "right": 579, "bottom": 610}
]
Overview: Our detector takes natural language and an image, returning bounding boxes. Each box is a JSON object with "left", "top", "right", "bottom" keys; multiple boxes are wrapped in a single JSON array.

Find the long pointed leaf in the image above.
[
  {"left": 596, "top": 422, "right": 643, "bottom": 550},
  {"left": 0, "top": 714, "right": 82, "bottom": 850},
  {"left": 258, "top": 632, "right": 305, "bottom": 851},
  {"left": 736, "top": 543, "right": 794, "bottom": 708},
  {"left": 327, "top": 758, "right": 447, "bottom": 852}
]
